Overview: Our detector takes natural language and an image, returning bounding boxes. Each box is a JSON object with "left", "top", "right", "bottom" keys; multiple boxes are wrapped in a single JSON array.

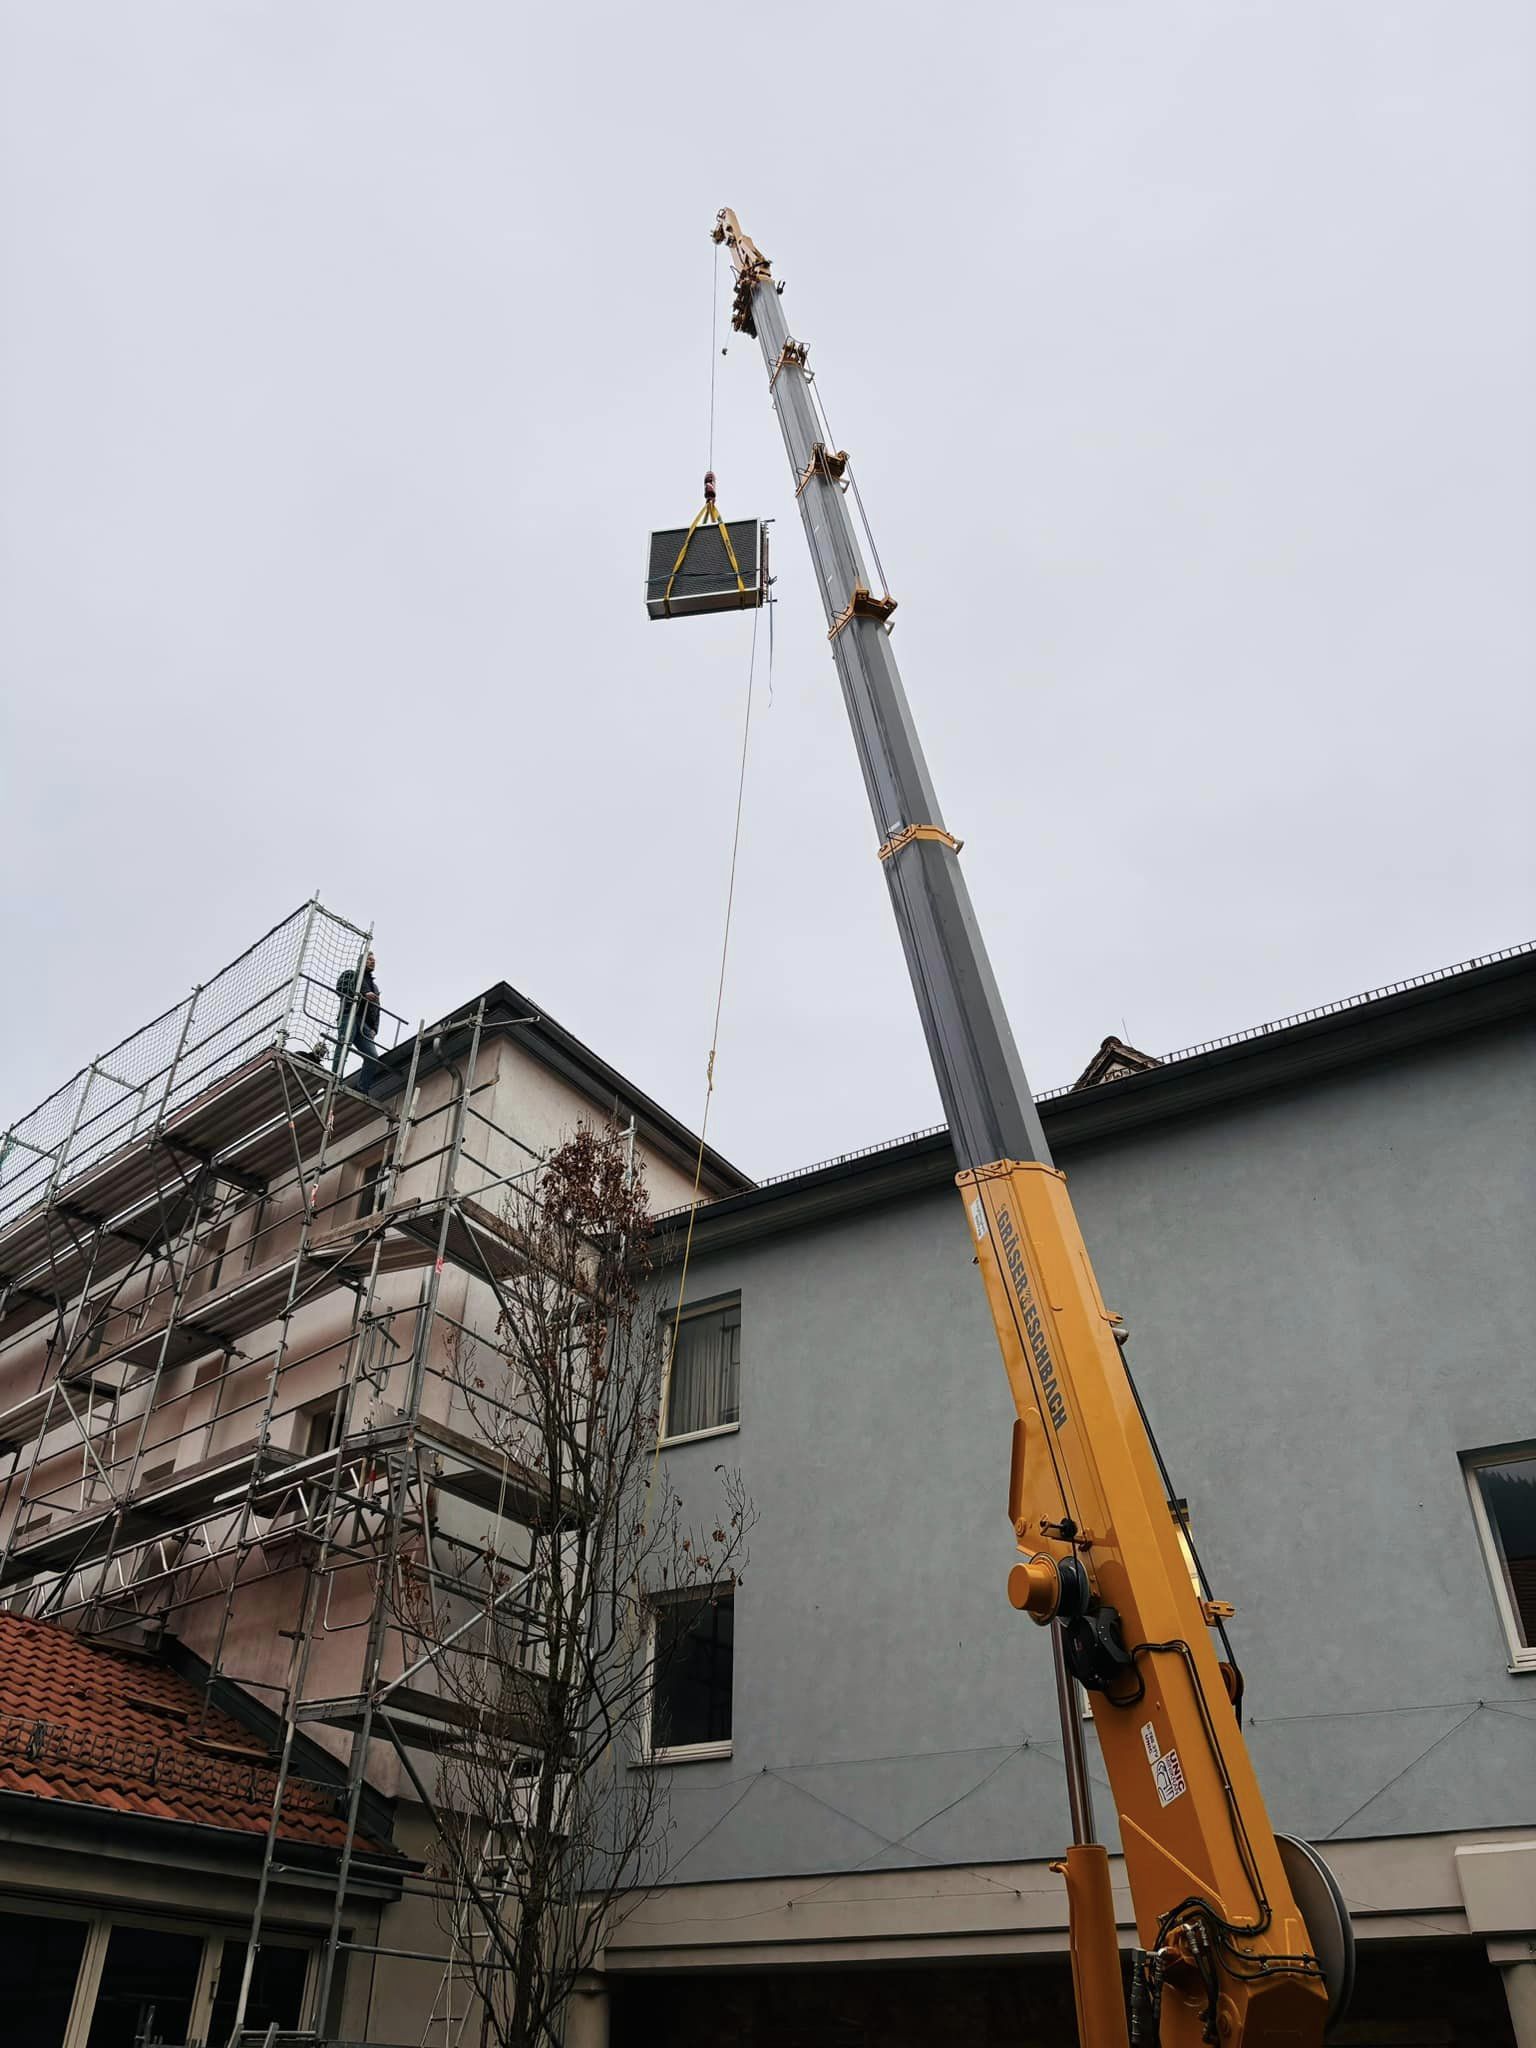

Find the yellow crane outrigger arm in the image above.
[{"left": 711, "top": 207, "right": 1341, "bottom": 2047}]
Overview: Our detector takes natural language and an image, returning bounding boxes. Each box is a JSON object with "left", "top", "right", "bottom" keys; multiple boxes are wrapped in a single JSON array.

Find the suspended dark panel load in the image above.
[{"left": 646, "top": 474, "right": 768, "bottom": 619}]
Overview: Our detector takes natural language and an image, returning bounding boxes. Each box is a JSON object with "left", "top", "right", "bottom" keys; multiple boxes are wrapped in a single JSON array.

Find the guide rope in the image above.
[
  {"left": 662, "top": 598, "right": 762, "bottom": 1362},
  {"left": 709, "top": 235, "right": 721, "bottom": 474},
  {"left": 594, "top": 606, "right": 766, "bottom": 1792}
]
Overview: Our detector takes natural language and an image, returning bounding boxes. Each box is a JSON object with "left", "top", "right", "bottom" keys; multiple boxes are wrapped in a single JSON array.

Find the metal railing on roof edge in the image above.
[
  {"left": 0, "top": 1707, "right": 339, "bottom": 1815},
  {"left": 658, "top": 942, "right": 1534, "bottom": 1214}
]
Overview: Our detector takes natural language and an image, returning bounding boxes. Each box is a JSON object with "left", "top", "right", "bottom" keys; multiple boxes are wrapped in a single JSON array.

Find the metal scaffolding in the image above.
[{"left": 0, "top": 901, "right": 573, "bottom": 2044}]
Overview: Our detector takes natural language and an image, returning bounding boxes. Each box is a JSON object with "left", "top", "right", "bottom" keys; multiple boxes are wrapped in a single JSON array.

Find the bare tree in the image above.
[{"left": 397, "top": 1124, "right": 753, "bottom": 2048}]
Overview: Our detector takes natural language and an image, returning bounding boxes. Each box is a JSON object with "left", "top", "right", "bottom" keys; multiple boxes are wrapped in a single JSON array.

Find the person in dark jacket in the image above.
[{"left": 336, "top": 951, "right": 382, "bottom": 1081}]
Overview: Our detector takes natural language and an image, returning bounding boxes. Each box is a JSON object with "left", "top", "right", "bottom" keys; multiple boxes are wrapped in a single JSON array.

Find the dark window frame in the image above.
[
  {"left": 1464, "top": 1442, "right": 1536, "bottom": 1671},
  {"left": 646, "top": 1585, "right": 735, "bottom": 1759}
]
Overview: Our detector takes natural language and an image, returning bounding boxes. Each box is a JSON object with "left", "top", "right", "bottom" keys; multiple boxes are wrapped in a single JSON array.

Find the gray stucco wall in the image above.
[{"left": 653, "top": 1018, "right": 1536, "bottom": 1888}]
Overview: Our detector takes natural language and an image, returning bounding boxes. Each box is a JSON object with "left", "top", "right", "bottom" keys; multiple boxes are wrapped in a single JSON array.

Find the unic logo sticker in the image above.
[
  {"left": 995, "top": 1205, "right": 1067, "bottom": 1431},
  {"left": 1153, "top": 1750, "right": 1187, "bottom": 1808}
]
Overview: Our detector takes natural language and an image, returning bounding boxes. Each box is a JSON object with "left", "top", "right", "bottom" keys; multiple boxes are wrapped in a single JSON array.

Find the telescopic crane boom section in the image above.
[{"left": 709, "top": 207, "right": 1340, "bottom": 2048}]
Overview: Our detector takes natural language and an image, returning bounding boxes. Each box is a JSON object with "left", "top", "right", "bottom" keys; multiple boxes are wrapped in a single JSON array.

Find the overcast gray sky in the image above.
[{"left": 2, "top": 3, "right": 1531, "bottom": 1183}]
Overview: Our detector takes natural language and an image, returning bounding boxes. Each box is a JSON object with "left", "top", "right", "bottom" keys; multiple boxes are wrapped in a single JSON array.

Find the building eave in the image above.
[
  {"left": 0, "top": 1786, "right": 415, "bottom": 1891},
  {"left": 656, "top": 947, "right": 1536, "bottom": 1257}
]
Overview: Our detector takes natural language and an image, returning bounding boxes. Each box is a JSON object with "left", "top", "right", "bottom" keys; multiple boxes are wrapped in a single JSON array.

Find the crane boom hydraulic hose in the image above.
[{"left": 711, "top": 206, "right": 1332, "bottom": 2048}]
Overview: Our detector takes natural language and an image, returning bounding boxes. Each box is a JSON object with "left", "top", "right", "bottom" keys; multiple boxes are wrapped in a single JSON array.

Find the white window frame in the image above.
[
  {"left": 658, "top": 1294, "right": 742, "bottom": 1449},
  {"left": 642, "top": 1586, "right": 735, "bottom": 1765},
  {"left": 197, "top": 1924, "right": 317, "bottom": 2044},
  {"left": 659, "top": 1419, "right": 741, "bottom": 1451},
  {"left": 1462, "top": 1442, "right": 1536, "bottom": 1673}
]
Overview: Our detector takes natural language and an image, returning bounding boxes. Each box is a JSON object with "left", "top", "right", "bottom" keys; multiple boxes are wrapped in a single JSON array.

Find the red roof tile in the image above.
[{"left": 0, "top": 1612, "right": 383, "bottom": 1854}]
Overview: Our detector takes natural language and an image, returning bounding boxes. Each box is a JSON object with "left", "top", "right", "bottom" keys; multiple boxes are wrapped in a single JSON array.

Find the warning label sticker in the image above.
[
  {"left": 1152, "top": 1749, "right": 1187, "bottom": 1808},
  {"left": 1140, "top": 1721, "right": 1160, "bottom": 1765}
]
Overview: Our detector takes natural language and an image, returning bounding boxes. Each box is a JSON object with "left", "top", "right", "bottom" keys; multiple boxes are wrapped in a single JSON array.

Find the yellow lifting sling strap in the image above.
[{"left": 662, "top": 493, "right": 748, "bottom": 617}]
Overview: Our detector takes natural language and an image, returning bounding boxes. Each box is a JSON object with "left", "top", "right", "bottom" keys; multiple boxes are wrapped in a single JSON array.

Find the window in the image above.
[
  {"left": 1465, "top": 1446, "right": 1536, "bottom": 1669},
  {"left": 205, "top": 1937, "right": 309, "bottom": 2045},
  {"left": 663, "top": 1298, "right": 740, "bottom": 1441},
  {"left": 86, "top": 1923, "right": 204, "bottom": 2047},
  {"left": 83, "top": 1300, "right": 110, "bottom": 1361},
  {"left": 194, "top": 1222, "right": 231, "bottom": 1299},
  {"left": 354, "top": 1148, "right": 390, "bottom": 1221},
  {"left": 0, "top": 1906, "right": 88, "bottom": 2048},
  {"left": 648, "top": 1588, "right": 734, "bottom": 1759},
  {"left": 302, "top": 1394, "right": 342, "bottom": 1460},
  {"left": 0, "top": 1907, "right": 311, "bottom": 2046}
]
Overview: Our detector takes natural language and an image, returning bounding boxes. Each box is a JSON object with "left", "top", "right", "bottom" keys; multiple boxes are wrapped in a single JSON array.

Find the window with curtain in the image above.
[
  {"left": 664, "top": 1298, "right": 740, "bottom": 1439},
  {"left": 1465, "top": 1445, "right": 1536, "bottom": 1668}
]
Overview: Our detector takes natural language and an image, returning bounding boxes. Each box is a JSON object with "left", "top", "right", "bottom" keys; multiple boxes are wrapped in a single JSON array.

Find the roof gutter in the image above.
[{"left": 657, "top": 948, "right": 1535, "bottom": 1256}]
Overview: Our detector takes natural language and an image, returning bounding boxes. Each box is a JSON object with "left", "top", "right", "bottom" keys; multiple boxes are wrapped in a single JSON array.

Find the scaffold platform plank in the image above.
[
  {"left": 0, "top": 1375, "right": 126, "bottom": 1457},
  {"left": 167, "top": 1051, "right": 385, "bottom": 1186},
  {"left": 391, "top": 1193, "right": 527, "bottom": 1284},
  {"left": 0, "top": 1282, "right": 67, "bottom": 1349},
  {"left": 43, "top": 1222, "right": 387, "bottom": 1396},
  {"left": 0, "top": 1053, "right": 386, "bottom": 1313},
  {"left": 414, "top": 1414, "right": 577, "bottom": 1528},
  {"left": 298, "top": 1675, "right": 546, "bottom": 1752},
  {"left": 0, "top": 1442, "right": 301, "bottom": 1585}
]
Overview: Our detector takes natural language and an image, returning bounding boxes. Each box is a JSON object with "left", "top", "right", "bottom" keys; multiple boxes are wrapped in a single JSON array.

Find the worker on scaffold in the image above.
[{"left": 335, "top": 949, "right": 382, "bottom": 1085}]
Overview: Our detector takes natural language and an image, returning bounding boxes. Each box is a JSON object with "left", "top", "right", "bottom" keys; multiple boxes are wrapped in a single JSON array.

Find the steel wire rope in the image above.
[
  {"left": 1481, "top": 1700, "right": 1536, "bottom": 1726},
  {"left": 649, "top": 1698, "right": 1519, "bottom": 1944},
  {"left": 665, "top": 1769, "right": 764, "bottom": 1877},
  {"left": 655, "top": 600, "right": 762, "bottom": 1406},
  {"left": 806, "top": 370, "right": 891, "bottom": 600},
  {"left": 762, "top": 1738, "right": 1030, "bottom": 1869},
  {"left": 1321, "top": 1702, "right": 1485, "bottom": 1840},
  {"left": 1248, "top": 1695, "right": 1508, "bottom": 1728},
  {"left": 656, "top": 1743, "right": 1070, "bottom": 1927},
  {"left": 1113, "top": 1348, "right": 1241, "bottom": 1688},
  {"left": 708, "top": 237, "right": 720, "bottom": 474}
]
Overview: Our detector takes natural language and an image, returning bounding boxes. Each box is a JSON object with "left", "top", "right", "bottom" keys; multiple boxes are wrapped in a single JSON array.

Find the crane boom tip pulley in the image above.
[{"left": 712, "top": 207, "right": 773, "bottom": 336}]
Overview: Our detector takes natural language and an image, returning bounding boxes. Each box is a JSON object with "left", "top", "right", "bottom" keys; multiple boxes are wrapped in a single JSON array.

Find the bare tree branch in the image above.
[{"left": 392, "top": 1125, "right": 754, "bottom": 2048}]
